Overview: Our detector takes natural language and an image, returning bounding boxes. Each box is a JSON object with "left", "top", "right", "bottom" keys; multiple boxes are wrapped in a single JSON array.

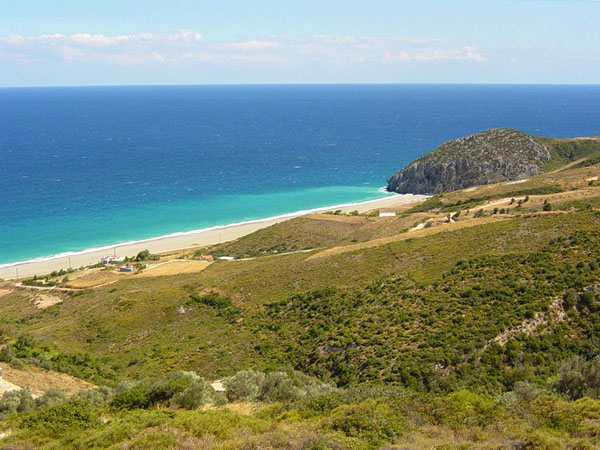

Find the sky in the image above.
[{"left": 0, "top": 0, "right": 598, "bottom": 86}]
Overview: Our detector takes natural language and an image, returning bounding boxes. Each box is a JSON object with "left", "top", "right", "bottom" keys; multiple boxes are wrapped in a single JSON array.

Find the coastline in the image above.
[{"left": 0, "top": 193, "right": 427, "bottom": 280}]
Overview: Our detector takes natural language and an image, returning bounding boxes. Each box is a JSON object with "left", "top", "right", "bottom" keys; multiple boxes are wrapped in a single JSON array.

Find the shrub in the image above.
[
  {"left": 578, "top": 290, "right": 596, "bottom": 311},
  {"left": 557, "top": 357, "right": 586, "bottom": 400},
  {"left": 563, "top": 289, "right": 578, "bottom": 310},
  {"left": 260, "top": 372, "right": 303, "bottom": 402},
  {"left": 0, "top": 389, "right": 35, "bottom": 419},
  {"left": 325, "top": 398, "right": 405, "bottom": 446},
  {"left": 76, "top": 386, "right": 114, "bottom": 405},
  {"left": 150, "top": 371, "right": 200, "bottom": 404},
  {"left": 19, "top": 398, "right": 99, "bottom": 437},
  {"left": 171, "top": 378, "right": 210, "bottom": 410},
  {"left": 224, "top": 370, "right": 265, "bottom": 402},
  {"left": 35, "top": 388, "right": 67, "bottom": 409},
  {"left": 543, "top": 202, "right": 553, "bottom": 211},
  {"left": 434, "top": 390, "right": 501, "bottom": 428},
  {"left": 0, "top": 345, "right": 13, "bottom": 363},
  {"left": 110, "top": 384, "right": 152, "bottom": 410}
]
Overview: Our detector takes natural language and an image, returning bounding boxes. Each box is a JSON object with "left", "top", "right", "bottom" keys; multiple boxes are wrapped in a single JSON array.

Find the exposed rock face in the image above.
[{"left": 386, "top": 128, "right": 550, "bottom": 195}]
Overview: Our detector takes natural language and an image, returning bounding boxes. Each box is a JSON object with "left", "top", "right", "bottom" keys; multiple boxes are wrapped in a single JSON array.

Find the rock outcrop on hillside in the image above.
[{"left": 386, "top": 128, "right": 551, "bottom": 195}]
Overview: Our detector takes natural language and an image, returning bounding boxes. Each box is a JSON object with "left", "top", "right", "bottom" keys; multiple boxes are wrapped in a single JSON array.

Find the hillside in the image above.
[
  {"left": 0, "top": 154, "right": 599, "bottom": 448},
  {"left": 386, "top": 128, "right": 600, "bottom": 194}
]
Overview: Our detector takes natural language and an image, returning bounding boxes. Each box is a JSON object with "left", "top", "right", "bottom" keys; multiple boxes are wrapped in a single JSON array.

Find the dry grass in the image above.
[
  {"left": 0, "top": 289, "right": 13, "bottom": 298},
  {"left": 0, "top": 362, "right": 95, "bottom": 397},
  {"left": 137, "top": 260, "right": 211, "bottom": 277},
  {"left": 223, "top": 402, "right": 256, "bottom": 416},
  {"left": 65, "top": 260, "right": 211, "bottom": 288},
  {"left": 308, "top": 185, "right": 594, "bottom": 262},
  {"left": 307, "top": 215, "right": 511, "bottom": 260},
  {"left": 66, "top": 269, "right": 128, "bottom": 288}
]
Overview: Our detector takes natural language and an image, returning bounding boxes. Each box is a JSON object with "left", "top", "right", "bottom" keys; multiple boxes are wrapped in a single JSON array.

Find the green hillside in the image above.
[{"left": 1, "top": 159, "right": 599, "bottom": 448}]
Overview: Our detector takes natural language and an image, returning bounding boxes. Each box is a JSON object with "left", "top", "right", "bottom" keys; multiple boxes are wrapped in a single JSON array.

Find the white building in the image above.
[{"left": 101, "top": 255, "right": 124, "bottom": 264}]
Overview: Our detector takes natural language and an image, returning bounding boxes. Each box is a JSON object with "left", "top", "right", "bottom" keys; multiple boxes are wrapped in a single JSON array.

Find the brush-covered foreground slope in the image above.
[
  {"left": 0, "top": 160, "right": 600, "bottom": 449},
  {"left": 386, "top": 128, "right": 600, "bottom": 194}
]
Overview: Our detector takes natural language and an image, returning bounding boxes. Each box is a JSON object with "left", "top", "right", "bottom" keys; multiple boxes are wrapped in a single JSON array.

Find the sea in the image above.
[{"left": 1, "top": 84, "right": 599, "bottom": 266}]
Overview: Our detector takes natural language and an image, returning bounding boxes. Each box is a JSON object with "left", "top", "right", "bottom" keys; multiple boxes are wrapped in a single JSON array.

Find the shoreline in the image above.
[{"left": 0, "top": 193, "right": 427, "bottom": 280}]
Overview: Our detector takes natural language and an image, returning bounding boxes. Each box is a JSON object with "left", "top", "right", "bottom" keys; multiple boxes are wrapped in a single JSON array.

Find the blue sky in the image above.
[{"left": 1, "top": 0, "right": 598, "bottom": 86}]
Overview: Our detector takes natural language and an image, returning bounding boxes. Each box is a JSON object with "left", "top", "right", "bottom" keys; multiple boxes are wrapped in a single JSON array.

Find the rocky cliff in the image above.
[{"left": 386, "top": 128, "right": 551, "bottom": 195}]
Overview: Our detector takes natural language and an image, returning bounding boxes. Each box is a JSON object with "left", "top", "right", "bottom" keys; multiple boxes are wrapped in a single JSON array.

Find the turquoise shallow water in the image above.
[
  {"left": 1, "top": 84, "right": 599, "bottom": 265},
  {"left": 0, "top": 185, "right": 391, "bottom": 265}
]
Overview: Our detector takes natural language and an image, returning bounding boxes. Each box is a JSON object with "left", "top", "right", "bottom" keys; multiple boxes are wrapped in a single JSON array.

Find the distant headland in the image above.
[{"left": 387, "top": 128, "right": 600, "bottom": 195}]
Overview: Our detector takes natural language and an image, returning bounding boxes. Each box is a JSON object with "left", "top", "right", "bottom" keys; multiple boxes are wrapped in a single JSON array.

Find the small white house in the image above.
[
  {"left": 101, "top": 255, "right": 124, "bottom": 264},
  {"left": 217, "top": 256, "right": 235, "bottom": 261},
  {"left": 378, "top": 212, "right": 396, "bottom": 217}
]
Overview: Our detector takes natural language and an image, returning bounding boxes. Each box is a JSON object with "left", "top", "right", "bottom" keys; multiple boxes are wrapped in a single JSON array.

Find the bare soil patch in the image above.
[{"left": 31, "top": 294, "right": 63, "bottom": 309}]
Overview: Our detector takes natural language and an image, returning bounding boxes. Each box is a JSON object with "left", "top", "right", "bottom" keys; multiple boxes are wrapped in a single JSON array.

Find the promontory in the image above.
[{"left": 386, "top": 128, "right": 600, "bottom": 195}]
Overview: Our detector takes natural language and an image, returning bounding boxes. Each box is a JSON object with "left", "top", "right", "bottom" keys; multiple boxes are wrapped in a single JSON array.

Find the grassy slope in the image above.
[{"left": 537, "top": 136, "right": 600, "bottom": 171}]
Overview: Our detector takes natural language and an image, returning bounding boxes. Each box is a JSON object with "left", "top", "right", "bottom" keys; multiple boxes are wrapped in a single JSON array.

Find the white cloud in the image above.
[{"left": 0, "top": 31, "right": 487, "bottom": 66}]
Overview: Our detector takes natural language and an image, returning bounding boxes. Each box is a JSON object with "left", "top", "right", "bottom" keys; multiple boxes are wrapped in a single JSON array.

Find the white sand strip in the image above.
[{"left": 0, "top": 194, "right": 427, "bottom": 280}]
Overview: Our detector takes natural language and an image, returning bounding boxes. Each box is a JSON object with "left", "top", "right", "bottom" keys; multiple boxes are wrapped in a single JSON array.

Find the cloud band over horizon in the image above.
[{"left": 0, "top": 30, "right": 487, "bottom": 66}]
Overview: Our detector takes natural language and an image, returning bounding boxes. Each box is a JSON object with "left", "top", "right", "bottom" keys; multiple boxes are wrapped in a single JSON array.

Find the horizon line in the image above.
[{"left": 1, "top": 81, "right": 600, "bottom": 89}]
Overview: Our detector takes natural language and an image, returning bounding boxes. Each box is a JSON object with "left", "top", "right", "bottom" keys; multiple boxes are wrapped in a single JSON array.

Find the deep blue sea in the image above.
[{"left": 1, "top": 84, "right": 599, "bottom": 265}]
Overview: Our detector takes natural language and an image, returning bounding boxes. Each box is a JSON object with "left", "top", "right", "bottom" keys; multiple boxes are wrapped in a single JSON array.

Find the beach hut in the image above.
[{"left": 378, "top": 212, "right": 396, "bottom": 217}]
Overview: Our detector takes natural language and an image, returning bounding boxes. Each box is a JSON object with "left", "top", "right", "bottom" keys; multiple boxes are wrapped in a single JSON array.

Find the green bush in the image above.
[
  {"left": 35, "top": 388, "right": 67, "bottom": 409},
  {"left": 76, "top": 386, "right": 114, "bottom": 405},
  {"left": 223, "top": 370, "right": 265, "bottom": 402},
  {"left": 325, "top": 398, "right": 405, "bottom": 446},
  {"left": 557, "top": 357, "right": 586, "bottom": 400},
  {"left": 171, "top": 379, "right": 210, "bottom": 410},
  {"left": 261, "top": 372, "right": 303, "bottom": 402},
  {"left": 19, "top": 398, "right": 99, "bottom": 437},
  {"left": 110, "top": 384, "right": 152, "bottom": 410},
  {"left": 0, "top": 389, "right": 35, "bottom": 419},
  {"left": 433, "top": 390, "right": 501, "bottom": 428}
]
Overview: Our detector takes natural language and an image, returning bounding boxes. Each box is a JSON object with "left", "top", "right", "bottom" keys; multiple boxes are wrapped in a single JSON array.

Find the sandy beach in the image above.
[{"left": 0, "top": 193, "right": 426, "bottom": 280}]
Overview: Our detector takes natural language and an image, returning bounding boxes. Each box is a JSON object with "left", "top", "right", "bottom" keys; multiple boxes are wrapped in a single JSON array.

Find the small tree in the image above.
[
  {"left": 135, "top": 249, "right": 151, "bottom": 261},
  {"left": 557, "top": 357, "right": 586, "bottom": 399}
]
